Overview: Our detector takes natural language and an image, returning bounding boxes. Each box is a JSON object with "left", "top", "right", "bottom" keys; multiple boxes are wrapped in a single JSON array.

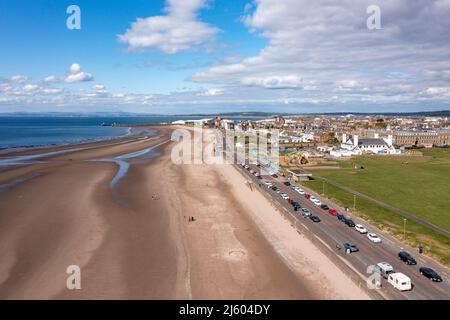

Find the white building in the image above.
[{"left": 331, "top": 133, "right": 400, "bottom": 157}]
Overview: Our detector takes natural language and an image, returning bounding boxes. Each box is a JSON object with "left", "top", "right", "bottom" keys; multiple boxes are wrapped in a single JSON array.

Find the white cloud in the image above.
[
  {"left": 22, "top": 84, "right": 40, "bottom": 92},
  {"left": 118, "top": 0, "right": 219, "bottom": 54},
  {"left": 9, "top": 75, "right": 27, "bottom": 83},
  {"left": 190, "top": 0, "right": 450, "bottom": 107},
  {"left": 41, "top": 87, "right": 64, "bottom": 94},
  {"left": 198, "top": 88, "right": 224, "bottom": 96},
  {"left": 44, "top": 75, "right": 60, "bottom": 83},
  {"left": 241, "top": 75, "right": 303, "bottom": 89},
  {"left": 65, "top": 63, "right": 93, "bottom": 83}
]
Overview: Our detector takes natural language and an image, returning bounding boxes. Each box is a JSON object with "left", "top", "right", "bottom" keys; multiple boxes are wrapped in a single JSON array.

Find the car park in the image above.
[
  {"left": 328, "top": 209, "right": 338, "bottom": 216},
  {"left": 320, "top": 204, "right": 329, "bottom": 210},
  {"left": 367, "top": 233, "right": 382, "bottom": 243},
  {"left": 355, "top": 224, "right": 368, "bottom": 234},
  {"left": 344, "top": 243, "right": 359, "bottom": 253},
  {"left": 419, "top": 267, "right": 443, "bottom": 282},
  {"left": 398, "top": 251, "right": 417, "bottom": 265},
  {"left": 309, "top": 215, "right": 321, "bottom": 223}
]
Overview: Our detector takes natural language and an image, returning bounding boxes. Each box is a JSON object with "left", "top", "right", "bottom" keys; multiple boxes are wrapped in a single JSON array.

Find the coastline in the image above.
[{"left": 0, "top": 125, "right": 370, "bottom": 299}]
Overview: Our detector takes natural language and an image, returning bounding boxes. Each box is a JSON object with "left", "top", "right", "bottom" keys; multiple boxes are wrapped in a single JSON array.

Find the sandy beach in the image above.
[{"left": 0, "top": 125, "right": 370, "bottom": 299}]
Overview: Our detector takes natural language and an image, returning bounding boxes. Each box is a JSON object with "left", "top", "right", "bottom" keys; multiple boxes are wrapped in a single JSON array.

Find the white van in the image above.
[{"left": 388, "top": 272, "right": 412, "bottom": 291}]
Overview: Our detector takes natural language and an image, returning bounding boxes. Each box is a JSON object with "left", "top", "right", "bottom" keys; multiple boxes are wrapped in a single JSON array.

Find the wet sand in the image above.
[{"left": 0, "top": 126, "right": 369, "bottom": 299}]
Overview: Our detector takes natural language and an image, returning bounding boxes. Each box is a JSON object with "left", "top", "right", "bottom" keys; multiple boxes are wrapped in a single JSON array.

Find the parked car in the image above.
[
  {"left": 272, "top": 174, "right": 278, "bottom": 178},
  {"left": 320, "top": 204, "right": 329, "bottom": 210},
  {"left": 398, "top": 251, "right": 417, "bottom": 265},
  {"left": 388, "top": 272, "right": 412, "bottom": 291},
  {"left": 367, "top": 233, "right": 382, "bottom": 243},
  {"left": 301, "top": 208, "right": 311, "bottom": 216},
  {"left": 270, "top": 186, "right": 277, "bottom": 191},
  {"left": 292, "top": 202, "right": 301, "bottom": 211},
  {"left": 419, "top": 267, "right": 443, "bottom": 282},
  {"left": 328, "top": 209, "right": 338, "bottom": 216},
  {"left": 374, "top": 262, "right": 394, "bottom": 279},
  {"left": 296, "top": 189, "right": 305, "bottom": 195},
  {"left": 355, "top": 224, "right": 368, "bottom": 234},
  {"left": 344, "top": 243, "right": 359, "bottom": 253},
  {"left": 309, "top": 215, "right": 321, "bottom": 223},
  {"left": 280, "top": 193, "right": 289, "bottom": 200},
  {"left": 344, "top": 218, "right": 356, "bottom": 227},
  {"left": 283, "top": 181, "right": 291, "bottom": 186},
  {"left": 337, "top": 214, "right": 346, "bottom": 222},
  {"left": 304, "top": 194, "right": 311, "bottom": 199}
]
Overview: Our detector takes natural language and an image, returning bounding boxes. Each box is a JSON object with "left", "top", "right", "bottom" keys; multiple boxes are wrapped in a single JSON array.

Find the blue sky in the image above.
[{"left": 1, "top": 0, "right": 450, "bottom": 114}]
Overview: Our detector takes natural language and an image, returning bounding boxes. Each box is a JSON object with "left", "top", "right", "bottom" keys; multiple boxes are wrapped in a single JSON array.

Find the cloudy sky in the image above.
[{"left": 1, "top": 0, "right": 450, "bottom": 114}]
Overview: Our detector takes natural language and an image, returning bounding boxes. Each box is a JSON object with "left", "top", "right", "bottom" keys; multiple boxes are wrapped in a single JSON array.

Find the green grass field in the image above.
[{"left": 302, "top": 148, "right": 450, "bottom": 266}]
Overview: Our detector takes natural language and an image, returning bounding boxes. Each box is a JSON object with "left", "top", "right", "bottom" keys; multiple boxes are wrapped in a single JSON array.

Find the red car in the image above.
[
  {"left": 328, "top": 209, "right": 338, "bottom": 216},
  {"left": 304, "top": 194, "right": 311, "bottom": 199}
]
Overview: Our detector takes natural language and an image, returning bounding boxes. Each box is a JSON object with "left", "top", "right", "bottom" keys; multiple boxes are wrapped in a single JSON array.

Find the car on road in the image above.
[
  {"left": 320, "top": 204, "right": 329, "bottom": 210},
  {"left": 292, "top": 202, "right": 301, "bottom": 211},
  {"left": 367, "top": 233, "right": 382, "bottom": 243},
  {"left": 283, "top": 181, "right": 291, "bottom": 186},
  {"left": 419, "top": 267, "right": 443, "bottom": 282},
  {"left": 344, "top": 218, "right": 355, "bottom": 227},
  {"left": 301, "top": 208, "right": 311, "bottom": 217},
  {"left": 344, "top": 242, "right": 359, "bottom": 253},
  {"left": 398, "top": 251, "right": 417, "bottom": 265},
  {"left": 374, "top": 262, "right": 394, "bottom": 279},
  {"left": 309, "top": 215, "right": 321, "bottom": 223},
  {"left": 328, "top": 209, "right": 338, "bottom": 216},
  {"left": 280, "top": 193, "right": 289, "bottom": 200},
  {"left": 355, "top": 224, "right": 368, "bottom": 234}
]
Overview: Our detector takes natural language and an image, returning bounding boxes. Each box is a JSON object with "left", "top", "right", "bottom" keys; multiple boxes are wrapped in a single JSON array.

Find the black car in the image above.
[
  {"left": 344, "top": 243, "right": 359, "bottom": 253},
  {"left": 345, "top": 219, "right": 356, "bottom": 227},
  {"left": 270, "top": 186, "right": 278, "bottom": 191},
  {"left": 337, "top": 214, "right": 346, "bottom": 222},
  {"left": 309, "top": 215, "right": 321, "bottom": 223},
  {"left": 292, "top": 201, "right": 301, "bottom": 209},
  {"left": 320, "top": 204, "right": 329, "bottom": 210},
  {"left": 272, "top": 174, "right": 278, "bottom": 178},
  {"left": 419, "top": 267, "right": 442, "bottom": 282},
  {"left": 283, "top": 181, "right": 291, "bottom": 186},
  {"left": 398, "top": 251, "right": 417, "bottom": 265}
]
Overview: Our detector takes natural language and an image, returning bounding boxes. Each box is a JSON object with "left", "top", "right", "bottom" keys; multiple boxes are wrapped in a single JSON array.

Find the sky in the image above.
[{"left": 1, "top": 0, "right": 450, "bottom": 114}]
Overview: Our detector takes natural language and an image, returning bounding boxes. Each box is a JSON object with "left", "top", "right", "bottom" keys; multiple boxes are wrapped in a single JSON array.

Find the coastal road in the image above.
[
  {"left": 239, "top": 162, "right": 450, "bottom": 299},
  {"left": 220, "top": 127, "right": 450, "bottom": 300}
]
